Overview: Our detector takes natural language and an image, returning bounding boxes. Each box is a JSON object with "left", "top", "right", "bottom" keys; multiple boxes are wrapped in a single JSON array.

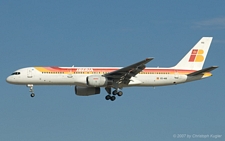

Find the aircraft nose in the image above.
[{"left": 6, "top": 76, "right": 13, "bottom": 84}]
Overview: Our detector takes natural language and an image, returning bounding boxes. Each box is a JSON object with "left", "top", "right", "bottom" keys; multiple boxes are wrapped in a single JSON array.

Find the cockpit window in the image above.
[{"left": 11, "top": 72, "right": 21, "bottom": 75}]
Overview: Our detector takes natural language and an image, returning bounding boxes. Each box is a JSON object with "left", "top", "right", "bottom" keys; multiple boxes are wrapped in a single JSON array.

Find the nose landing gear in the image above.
[
  {"left": 30, "top": 93, "right": 35, "bottom": 97},
  {"left": 27, "top": 84, "right": 35, "bottom": 98}
]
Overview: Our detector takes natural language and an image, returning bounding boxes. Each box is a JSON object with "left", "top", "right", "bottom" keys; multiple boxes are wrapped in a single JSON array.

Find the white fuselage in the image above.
[{"left": 6, "top": 67, "right": 209, "bottom": 87}]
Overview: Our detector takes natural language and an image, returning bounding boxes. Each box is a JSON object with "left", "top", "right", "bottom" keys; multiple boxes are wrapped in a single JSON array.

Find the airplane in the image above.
[{"left": 6, "top": 37, "right": 218, "bottom": 101}]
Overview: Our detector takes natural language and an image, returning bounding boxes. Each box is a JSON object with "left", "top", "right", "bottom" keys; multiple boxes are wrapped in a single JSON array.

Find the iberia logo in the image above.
[{"left": 189, "top": 49, "right": 204, "bottom": 62}]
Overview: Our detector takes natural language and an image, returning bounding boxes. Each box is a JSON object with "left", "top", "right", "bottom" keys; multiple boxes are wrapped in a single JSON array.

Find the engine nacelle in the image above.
[
  {"left": 75, "top": 86, "right": 100, "bottom": 96},
  {"left": 86, "top": 75, "right": 111, "bottom": 87}
]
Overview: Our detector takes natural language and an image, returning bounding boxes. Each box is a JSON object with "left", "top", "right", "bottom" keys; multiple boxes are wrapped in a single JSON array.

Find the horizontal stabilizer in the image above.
[{"left": 187, "top": 66, "right": 218, "bottom": 76}]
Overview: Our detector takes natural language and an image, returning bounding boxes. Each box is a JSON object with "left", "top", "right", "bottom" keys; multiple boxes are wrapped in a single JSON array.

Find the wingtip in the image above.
[
  {"left": 212, "top": 66, "right": 219, "bottom": 68},
  {"left": 146, "top": 57, "right": 154, "bottom": 60}
]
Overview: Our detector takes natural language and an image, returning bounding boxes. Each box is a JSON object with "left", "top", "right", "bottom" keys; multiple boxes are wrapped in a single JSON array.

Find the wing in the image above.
[
  {"left": 104, "top": 58, "right": 154, "bottom": 85},
  {"left": 187, "top": 66, "right": 218, "bottom": 76}
]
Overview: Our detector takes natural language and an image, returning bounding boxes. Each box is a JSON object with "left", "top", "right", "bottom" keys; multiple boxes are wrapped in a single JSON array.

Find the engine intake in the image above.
[{"left": 86, "top": 75, "right": 112, "bottom": 87}]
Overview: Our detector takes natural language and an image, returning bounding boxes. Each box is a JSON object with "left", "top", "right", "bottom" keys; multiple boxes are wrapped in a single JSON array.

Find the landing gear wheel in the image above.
[
  {"left": 110, "top": 96, "right": 116, "bottom": 101},
  {"left": 105, "top": 95, "right": 111, "bottom": 100},
  {"left": 117, "top": 91, "right": 123, "bottom": 96},
  {"left": 112, "top": 90, "right": 117, "bottom": 95},
  {"left": 30, "top": 93, "right": 35, "bottom": 97}
]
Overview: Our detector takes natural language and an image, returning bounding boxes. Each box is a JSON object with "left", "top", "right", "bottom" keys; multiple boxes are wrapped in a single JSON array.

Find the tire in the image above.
[
  {"left": 105, "top": 95, "right": 111, "bottom": 100},
  {"left": 31, "top": 93, "right": 35, "bottom": 97},
  {"left": 110, "top": 96, "right": 116, "bottom": 101},
  {"left": 117, "top": 91, "right": 123, "bottom": 96},
  {"left": 112, "top": 90, "right": 117, "bottom": 95}
]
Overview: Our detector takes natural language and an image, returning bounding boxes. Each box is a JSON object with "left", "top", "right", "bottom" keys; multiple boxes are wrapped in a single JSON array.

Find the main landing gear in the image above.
[
  {"left": 27, "top": 84, "right": 35, "bottom": 97},
  {"left": 105, "top": 89, "right": 123, "bottom": 101}
]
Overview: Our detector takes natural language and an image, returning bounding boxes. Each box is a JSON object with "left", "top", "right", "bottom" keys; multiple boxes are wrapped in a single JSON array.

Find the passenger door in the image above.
[{"left": 27, "top": 68, "right": 33, "bottom": 78}]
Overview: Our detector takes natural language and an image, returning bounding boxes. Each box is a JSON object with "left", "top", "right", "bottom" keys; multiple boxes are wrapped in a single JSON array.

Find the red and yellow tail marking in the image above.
[{"left": 189, "top": 49, "right": 204, "bottom": 62}]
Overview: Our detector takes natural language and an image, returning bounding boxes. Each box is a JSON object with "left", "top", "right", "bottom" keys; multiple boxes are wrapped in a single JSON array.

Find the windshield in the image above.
[{"left": 11, "top": 72, "right": 20, "bottom": 75}]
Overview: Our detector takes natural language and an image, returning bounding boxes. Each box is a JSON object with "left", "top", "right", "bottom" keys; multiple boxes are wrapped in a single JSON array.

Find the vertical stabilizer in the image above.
[{"left": 173, "top": 37, "right": 213, "bottom": 70}]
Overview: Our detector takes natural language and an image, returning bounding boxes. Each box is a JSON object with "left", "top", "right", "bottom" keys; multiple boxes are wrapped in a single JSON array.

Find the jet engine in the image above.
[
  {"left": 75, "top": 86, "right": 100, "bottom": 96},
  {"left": 86, "top": 75, "right": 112, "bottom": 87}
]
